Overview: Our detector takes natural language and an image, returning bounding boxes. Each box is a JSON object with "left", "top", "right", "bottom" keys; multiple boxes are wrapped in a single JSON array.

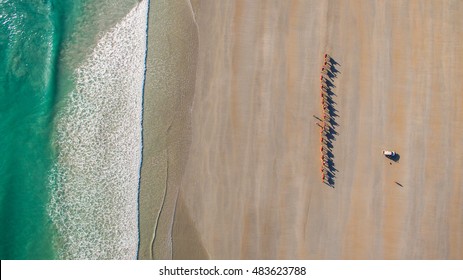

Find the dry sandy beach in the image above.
[{"left": 140, "top": 0, "right": 463, "bottom": 259}]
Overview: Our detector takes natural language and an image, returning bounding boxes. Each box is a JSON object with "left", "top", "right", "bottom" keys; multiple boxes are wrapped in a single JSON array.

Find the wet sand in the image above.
[
  {"left": 171, "top": 0, "right": 463, "bottom": 259},
  {"left": 138, "top": 0, "right": 199, "bottom": 259}
]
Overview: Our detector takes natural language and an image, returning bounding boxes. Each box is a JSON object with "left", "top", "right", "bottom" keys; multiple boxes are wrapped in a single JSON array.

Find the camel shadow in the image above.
[
  {"left": 328, "top": 57, "right": 341, "bottom": 67},
  {"left": 329, "top": 65, "right": 341, "bottom": 75},
  {"left": 320, "top": 54, "right": 341, "bottom": 189}
]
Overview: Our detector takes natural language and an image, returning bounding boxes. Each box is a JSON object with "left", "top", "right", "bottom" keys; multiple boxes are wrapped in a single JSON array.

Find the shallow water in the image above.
[
  {"left": 0, "top": 0, "right": 146, "bottom": 259},
  {"left": 0, "top": 0, "right": 59, "bottom": 259}
]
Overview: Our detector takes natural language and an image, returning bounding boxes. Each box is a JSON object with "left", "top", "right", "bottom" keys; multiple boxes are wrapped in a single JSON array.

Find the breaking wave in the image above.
[{"left": 48, "top": 0, "right": 148, "bottom": 259}]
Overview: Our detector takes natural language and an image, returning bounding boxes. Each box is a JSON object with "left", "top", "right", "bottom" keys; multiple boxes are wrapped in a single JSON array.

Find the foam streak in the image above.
[{"left": 49, "top": 0, "right": 148, "bottom": 259}]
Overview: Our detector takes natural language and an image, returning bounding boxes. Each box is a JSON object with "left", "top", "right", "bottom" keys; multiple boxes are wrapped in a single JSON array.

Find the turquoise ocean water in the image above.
[{"left": 0, "top": 0, "right": 146, "bottom": 259}]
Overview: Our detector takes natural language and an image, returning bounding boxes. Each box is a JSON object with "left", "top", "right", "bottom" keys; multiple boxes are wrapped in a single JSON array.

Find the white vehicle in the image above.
[{"left": 382, "top": 150, "right": 396, "bottom": 157}]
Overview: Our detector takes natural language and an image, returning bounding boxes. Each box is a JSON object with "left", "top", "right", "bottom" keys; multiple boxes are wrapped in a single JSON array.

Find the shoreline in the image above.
[
  {"left": 138, "top": 0, "right": 201, "bottom": 259},
  {"left": 136, "top": 0, "right": 151, "bottom": 259}
]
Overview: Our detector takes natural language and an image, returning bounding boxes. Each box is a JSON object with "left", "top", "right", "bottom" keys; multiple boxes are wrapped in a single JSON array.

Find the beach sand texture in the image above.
[{"left": 143, "top": 0, "right": 463, "bottom": 259}]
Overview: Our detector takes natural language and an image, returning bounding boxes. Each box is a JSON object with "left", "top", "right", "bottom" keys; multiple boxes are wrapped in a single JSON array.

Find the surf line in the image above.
[{"left": 136, "top": 0, "right": 151, "bottom": 259}]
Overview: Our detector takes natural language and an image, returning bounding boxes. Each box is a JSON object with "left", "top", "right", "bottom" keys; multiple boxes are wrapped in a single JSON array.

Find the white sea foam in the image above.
[{"left": 48, "top": 0, "right": 148, "bottom": 259}]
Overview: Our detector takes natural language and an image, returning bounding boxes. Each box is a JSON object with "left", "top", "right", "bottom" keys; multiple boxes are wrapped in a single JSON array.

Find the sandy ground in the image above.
[{"left": 169, "top": 0, "right": 463, "bottom": 259}]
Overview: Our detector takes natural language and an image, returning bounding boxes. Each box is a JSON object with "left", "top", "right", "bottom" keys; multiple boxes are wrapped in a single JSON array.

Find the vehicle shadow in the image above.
[{"left": 387, "top": 153, "right": 400, "bottom": 162}]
